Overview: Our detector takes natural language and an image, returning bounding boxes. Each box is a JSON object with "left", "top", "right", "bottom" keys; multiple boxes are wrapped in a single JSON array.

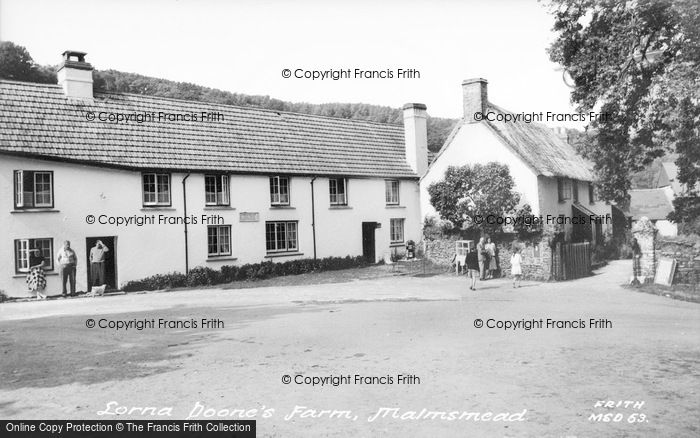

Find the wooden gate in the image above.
[{"left": 553, "top": 242, "right": 591, "bottom": 280}]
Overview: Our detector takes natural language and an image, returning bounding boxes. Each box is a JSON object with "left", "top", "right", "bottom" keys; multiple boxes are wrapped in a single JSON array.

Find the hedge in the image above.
[{"left": 122, "top": 255, "right": 369, "bottom": 292}]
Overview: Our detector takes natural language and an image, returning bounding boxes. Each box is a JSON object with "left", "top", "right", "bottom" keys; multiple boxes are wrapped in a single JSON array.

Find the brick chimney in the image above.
[
  {"left": 462, "top": 78, "right": 488, "bottom": 123},
  {"left": 402, "top": 103, "right": 428, "bottom": 177},
  {"left": 57, "top": 50, "right": 94, "bottom": 100}
]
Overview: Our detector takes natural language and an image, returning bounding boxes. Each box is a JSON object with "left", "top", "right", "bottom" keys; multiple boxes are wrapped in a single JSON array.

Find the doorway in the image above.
[
  {"left": 362, "top": 222, "right": 376, "bottom": 263},
  {"left": 85, "top": 236, "right": 117, "bottom": 291}
]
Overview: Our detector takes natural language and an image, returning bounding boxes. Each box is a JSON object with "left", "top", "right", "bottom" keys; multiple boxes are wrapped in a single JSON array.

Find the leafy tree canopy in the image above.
[
  {"left": 427, "top": 163, "right": 521, "bottom": 234},
  {"left": 546, "top": 0, "right": 700, "bottom": 210}
]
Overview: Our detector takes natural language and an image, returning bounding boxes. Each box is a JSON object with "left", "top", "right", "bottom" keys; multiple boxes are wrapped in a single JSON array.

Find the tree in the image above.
[
  {"left": 427, "top": 163, "right": 520, "bottom": 234},
  {"left": 546, "top": 0, "right": 700, "bottom": 212},
  {"left": 0, "top": 41, "right": 55, "bottom": 83}
]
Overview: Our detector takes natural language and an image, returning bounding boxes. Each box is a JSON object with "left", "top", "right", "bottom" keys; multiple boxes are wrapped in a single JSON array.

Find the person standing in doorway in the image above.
[
  {"left": 90, "top": 240, "right": 110, "bottom": 289},
  {"left": 477, "top": 237, "right": 487, "bottom": 280},
  {"left": 56, "top": 240, "right": 77, "bottom": 297},
  {"left": 510, "top": 247, "right": 523, "bottom": 288},
  {"left": 465, "top": 247, "right": 480, "bottom": 291}
]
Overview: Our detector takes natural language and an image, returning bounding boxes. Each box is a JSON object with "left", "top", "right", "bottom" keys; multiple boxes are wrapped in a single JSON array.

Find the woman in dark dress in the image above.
[{"left": 27, "top": 247, "right": 47, "bottom": 300}]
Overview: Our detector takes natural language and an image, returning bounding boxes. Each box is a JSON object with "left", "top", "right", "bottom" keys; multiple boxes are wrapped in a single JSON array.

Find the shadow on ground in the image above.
[{"left": 0, "top": 304, "right": 317, "bottom": 390}]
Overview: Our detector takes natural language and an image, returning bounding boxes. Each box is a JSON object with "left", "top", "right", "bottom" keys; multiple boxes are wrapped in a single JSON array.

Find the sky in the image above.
[{"left": 0, "top": 0, "right": 583, "bottom": 126}]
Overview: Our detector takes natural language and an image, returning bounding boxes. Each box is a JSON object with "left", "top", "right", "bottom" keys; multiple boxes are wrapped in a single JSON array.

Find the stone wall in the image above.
[
  {"left": 424, "top": 235, "right": 552, "bottom": 281},
  {"left": 655, "top": 236, "right": 700, "bottom": 284},
  {"left": 424, "top": 236, "right": 461, "bottom": 267}
]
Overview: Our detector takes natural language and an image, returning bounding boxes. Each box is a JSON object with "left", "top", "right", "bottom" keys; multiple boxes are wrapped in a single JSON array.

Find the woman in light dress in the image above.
[{"left": 510, "top": 247, "right": 522, "bottom": 288}]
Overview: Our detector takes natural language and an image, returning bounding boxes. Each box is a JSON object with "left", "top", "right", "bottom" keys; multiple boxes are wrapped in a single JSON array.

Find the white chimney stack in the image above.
[
  {"left": 57, "top": 50, "right": 94, "bottom": 100},
  {"left": 462, "top": 78, "right": 488, "bottom": 123},
  {"left": 402, "top": 103, "right": 428, "bottom": 177}
]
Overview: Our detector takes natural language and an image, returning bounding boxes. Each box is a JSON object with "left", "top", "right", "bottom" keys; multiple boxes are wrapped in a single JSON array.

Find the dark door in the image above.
[
  {"left": 86, "top": 236, "right": 117, "bottom": 291},
  {"left": 362, "top": 222, "right": 376, "bottom": 263}
]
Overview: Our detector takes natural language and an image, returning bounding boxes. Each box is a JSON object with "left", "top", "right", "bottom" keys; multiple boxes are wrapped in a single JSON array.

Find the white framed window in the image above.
[
  {"left": 265, "top": 221, "right": 298, "bottom": 252},
  {"left": 270, "top": 176, "right": 290, "bottom": 206},
  {"left": 557, "top": 177, "right": 572, "bottom": 202},
  {"left": 142, "top": 173, "right": 171, "bottom": 206},
  {"left": 385, "top": 179, "right": 400, "bottom": 205},
  {"left": 13, "top": 170, "right": 54, "bottom": 209},
  {"left": 14, "top": 238, "right": 53, "bottom": 273},
  {"left": 589, "top": 183, "right": 597, "bottom": 203},
  {"left": 390, "top": 218, "right": 405, "bottom": 243},
  {"left": 207, "top": 225, "right": 232, "bottom": 257},
  {"left": 572, "top": 180, "right": 579, "bottom": 202},
  {"left": 329, "top": 178, "right": 347, "bottom": 205},
  {"left": 205, "top": 174, "right": 230, "bottom": 206}
]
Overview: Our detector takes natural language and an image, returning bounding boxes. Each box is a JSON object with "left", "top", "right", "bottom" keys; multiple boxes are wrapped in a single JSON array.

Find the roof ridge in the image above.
[
  {"left": 0, "top": 79, "right": 404, "bottom": 128},
  {"left": 98, "top": 90, "right": 405, "bottom": 128},
  {"left": 0, "top": 79, "right": 61, "bottom": 87}
]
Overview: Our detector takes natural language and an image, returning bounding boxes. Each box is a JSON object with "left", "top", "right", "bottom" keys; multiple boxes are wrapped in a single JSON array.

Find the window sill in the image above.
[
  {"left": 385, "top": 205, "right": 405, "bottom": 209},
  {"left": 13, "top": 272, "right": 58, "bottom": 278},
  {"left": 206, "top": 256, "right": 237, "bottom": 262},
  {"left": 141, "top": 206, "right": 175, "bottom": 211},
  {"left": 270, "top": 206, "right": 295, "bottom": 210},
  {"left": 11, "top": 209, "right": 60, "bottom": 214},
  {"left": 329, "top": 205, "right": 352, "bottom": 210},
  {"left": 204, "top": 206, "right": 235, "bottom": 210},
  {"left": 390, "top": 242, "right": 405, "bottom": 247},
  {"left": 264, "top": 252, "right": 304, "bottom": 259}
]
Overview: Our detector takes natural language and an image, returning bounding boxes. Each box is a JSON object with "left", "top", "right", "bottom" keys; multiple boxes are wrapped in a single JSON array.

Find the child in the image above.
[
  {"left": 510, "top": 248, "right": 522, "bottom": 288},
  {"left": 465, "top": 247, "right": 480, "bottom": 291}
]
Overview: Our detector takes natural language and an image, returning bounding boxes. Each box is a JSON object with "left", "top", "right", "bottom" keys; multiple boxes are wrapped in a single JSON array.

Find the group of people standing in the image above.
[
  {"left": 26, "top": 240, "right": 109, "bottom": 300},
  {"left": 464, "top": 237, "right": 523, "bottom": 291}
]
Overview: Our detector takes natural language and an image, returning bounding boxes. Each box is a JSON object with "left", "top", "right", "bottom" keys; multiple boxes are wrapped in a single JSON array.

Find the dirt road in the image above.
[{"left": 1, "top": 261, "right": 698, "bottom": 437}]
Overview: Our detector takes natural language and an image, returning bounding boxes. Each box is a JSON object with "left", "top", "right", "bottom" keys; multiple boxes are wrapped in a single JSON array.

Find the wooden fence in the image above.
[{"left": 553, "top": 242, "right": 591, "bottom": 281}]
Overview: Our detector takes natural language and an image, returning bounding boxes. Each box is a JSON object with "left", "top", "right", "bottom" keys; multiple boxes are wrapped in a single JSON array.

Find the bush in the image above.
[{"left": 121, "top": 255, "right": 369, "bottom": 292}]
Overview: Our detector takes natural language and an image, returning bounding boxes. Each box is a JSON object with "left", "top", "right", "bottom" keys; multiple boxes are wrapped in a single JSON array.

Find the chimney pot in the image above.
[
  {"left": 57, "top": 50, "right": 94, "bottom": 100},
  {"left": 462, "top": 78, "right": 488, "bottom": 123}
]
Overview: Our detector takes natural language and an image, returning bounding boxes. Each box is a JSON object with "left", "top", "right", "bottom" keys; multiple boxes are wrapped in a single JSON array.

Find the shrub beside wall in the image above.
[{"left": 122, "top": 255, "right": 368, "bottom": 292}]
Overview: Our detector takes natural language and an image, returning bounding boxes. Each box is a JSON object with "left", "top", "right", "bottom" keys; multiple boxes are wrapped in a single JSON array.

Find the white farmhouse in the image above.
[
  {"left": 0, "top": 51, "right": 427, "bottom": 297},
  {"left": 421, "top": 78, "right": 624, "bottom": 243}
]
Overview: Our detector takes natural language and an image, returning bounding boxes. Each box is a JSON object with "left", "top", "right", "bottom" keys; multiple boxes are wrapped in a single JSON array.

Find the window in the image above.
[
  {"left": 329, "top": 178, "right": 347, "bottom": 206},
  {"left": 270, "top": 176, "right": 290, "bottom": 206},
  {"left": 385, "top": 180, "right": 400, "bottom": 205},
  {"left": 265, "top": 221, "right": 298, "bottom": 252},
  {"left": 207, "top": 225, "right": 231, "bottom": 257},
  {"left": 588, "top": 183, "right": 596, "bottom": 203},
  {"left": 14, "top": 170, "right": 54, "bottom": 209},
  {"left": 390, "top": 218, "right": 405, "bottom": 243},
  {"left": 142, "top": 173, "right": 171, "bottom": 206},
  {"left": 14, "top": 238, "right": 53, "bottom": 273},
  {"left": 572, "top": 180, "right": 579, "bottom": 202},
  {"left": 205, "top": 174, "right": 230, "bottom": 206},
  {"left": 557, "top": 177, "right": 572, "bottom": 202}
]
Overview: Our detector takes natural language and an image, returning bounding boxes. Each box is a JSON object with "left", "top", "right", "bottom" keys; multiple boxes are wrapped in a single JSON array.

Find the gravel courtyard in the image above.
[{"left": 1, "top": 261, "right": 698, "bottom": 437}]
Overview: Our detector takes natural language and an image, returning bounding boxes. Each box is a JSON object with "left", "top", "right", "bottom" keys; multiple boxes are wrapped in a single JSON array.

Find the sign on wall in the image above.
[
  {"left": 654, "top": 258, "right": 677, "bottom": 286},
  {"left": 239, "top": 212, "right": 259, "bottom": 222}
]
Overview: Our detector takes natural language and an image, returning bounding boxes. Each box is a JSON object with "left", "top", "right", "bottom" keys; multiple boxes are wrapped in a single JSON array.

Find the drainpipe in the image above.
[
  {"left": 310, "top": 177, "right": 317, "bottom": 260},
  {"left": 182, "top": 173, "right": 191, "bottom": 274}
]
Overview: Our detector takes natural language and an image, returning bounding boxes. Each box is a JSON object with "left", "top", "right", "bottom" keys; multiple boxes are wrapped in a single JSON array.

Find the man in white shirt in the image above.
[
  {"left": 56, "top": 240, "right": 77, "bottom": 297},
  {"left": 89, "top": 240, "right": 110, "bottom": 289}
]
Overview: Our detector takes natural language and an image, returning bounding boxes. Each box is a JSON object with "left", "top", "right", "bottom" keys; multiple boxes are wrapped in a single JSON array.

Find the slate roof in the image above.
[
  {"left": 629, "top": 188, "right": 674, "bottom": 221},
  {"left": 427, "top": 103, "right": 595, "bottom": 181},
  {"left": 0, "top": 80, "right": 416, "bottom": 178}
]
